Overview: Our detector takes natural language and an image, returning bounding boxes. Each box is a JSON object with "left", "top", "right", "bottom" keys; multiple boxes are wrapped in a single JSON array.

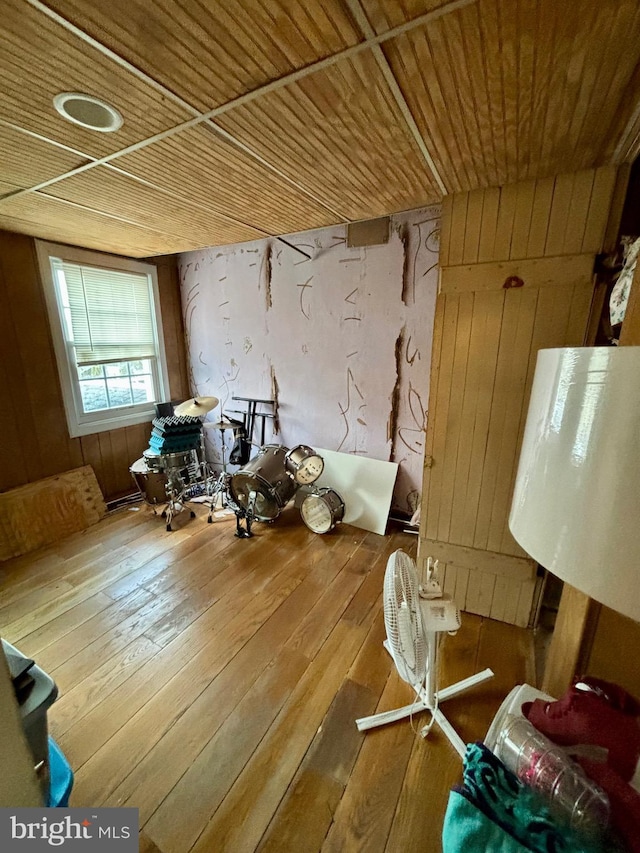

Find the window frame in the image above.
[{"left": 37, "top": 240, "right": 171, "bottom": 438}]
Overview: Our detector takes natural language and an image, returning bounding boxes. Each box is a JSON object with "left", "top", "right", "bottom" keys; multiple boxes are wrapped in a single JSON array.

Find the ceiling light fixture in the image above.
[{"left": 53, "top": 92, "right": 123, "bottom": 133}]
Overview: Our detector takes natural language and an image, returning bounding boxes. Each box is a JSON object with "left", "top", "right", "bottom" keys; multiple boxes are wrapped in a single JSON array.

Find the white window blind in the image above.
[{"left": 51, "top": 258, "right": 157, "bottom": 366}]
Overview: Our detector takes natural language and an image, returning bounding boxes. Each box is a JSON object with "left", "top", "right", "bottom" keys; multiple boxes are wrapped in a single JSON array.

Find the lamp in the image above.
[{"left": 509, "top": 347, "right": 640, "bottom": 622}]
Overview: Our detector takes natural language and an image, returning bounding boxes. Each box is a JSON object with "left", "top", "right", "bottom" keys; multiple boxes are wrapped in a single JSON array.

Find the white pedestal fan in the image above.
[{"left": 355, "top": 550, "right": 494, "bottom": 758}]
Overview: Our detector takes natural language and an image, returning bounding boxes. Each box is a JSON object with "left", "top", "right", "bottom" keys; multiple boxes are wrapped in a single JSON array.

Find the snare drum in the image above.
[
  {"left": 143, "top": 448, "right": 196, "bottom": 472},
  {"left": 300, "top": 488, "right": 345, "bottom": 534},
  {"left": 130, "top": 457, "right": 168, "bottom": 505},
  {"left": 229, "top": 445, "right": 297, "bottom": 521},
  {"left": 284, "top": 445, "right": 324, "bottom": 485}
]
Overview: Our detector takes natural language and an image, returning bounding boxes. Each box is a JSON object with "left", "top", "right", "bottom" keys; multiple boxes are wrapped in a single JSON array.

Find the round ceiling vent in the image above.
[{"left": 53, "top": 92, "right": 123, "bottom": 133}]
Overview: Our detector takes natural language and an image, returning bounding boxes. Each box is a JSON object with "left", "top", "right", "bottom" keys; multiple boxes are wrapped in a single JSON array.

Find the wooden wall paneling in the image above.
[
  {"left": 453, "top": 564, "right": 470, "bottom": 612},
  {"left": 492, "top": 182, "right": 518, "bottom": 261},
  {"left": 461, "top": 188, "right": 484, "bottom": 265},
  {"left": 108, "top": 428, "right": 132, "bottom": 497},
  {"left": 509, "top": 180, "right": 536, "bottom": 260},
  {"left": 0, "top": 231, "right": 77, "bottom": 480},
  {"left": 465, "top": 566, "right": 494, "bottom": 618},
  {"left": 436, "top": 292, "right": 473, "bottom": 543},
  {"left": 440, "top": 254, "right": 595, "bottom": 295},
  {"left": 424, "top": 168, "right": 613, "bottom": 627},
  {"left": 448, "top": 192, "right": 469, "bottom": 266},
  {"left": 438, "top": 194, "right": 453, "bottom": 266},
  {"left": 562, "top": 169, "right": 595, "bottom": 255},
  {"left": 418, "top": 537, "right": 535, "bottom": 626},
  {"left": 0, "top": 352, "right": 29, "bottom": 492},
  {"left": 448, "top": 293, "right": 487, "bottom": 544},
  {"left": 580, "top": 165, "right": 618, "bottom": 254},
  {"left": 472, "top": 290, "right": 524, "bottom": 551},
  {"left": 97, "top": 432, "right": 118, "bottom": 501},
  {"left": 153, "top": 256, "right": 189, "bottom": 401},
  {"left": 526, "top": 177, "right": 555, "bottom": 257},
  {"left": 544, "top": 172, "right": 576, "bottom": 257},
  {"left": 585, "top": 607, "right": 640, "bottom": 699},
  {"left": 565, "top": 280, "right": 597, "bottom": 345},
  {"left": 0, "top": 232, "right": 188, "bottom": 504},
  {"left": 124, "top": 423, "right": 150, "bottom": 472},
  {"left": 79, "top": 435, "right": 105, "bottom": 498},
  {"left": 0, "top": 236, "right": 40, "bottom": 489},
  {"left": 477, "top": 187, "right": 501, "bottom": 263},
  {"left": 423, "top": 295, "right": 458, "bottom": 543},
  {"left": 600, "top": 164, "right": 630, "bottom": 255},
  {"left": 460, "top": 291, "right": 504, "bottom": 547},
  {"left": 541, "top": 584, "right": 596, "bottom": 697},
  {"left": 485, "top": 287, "right": 538, "bottom": 556}
]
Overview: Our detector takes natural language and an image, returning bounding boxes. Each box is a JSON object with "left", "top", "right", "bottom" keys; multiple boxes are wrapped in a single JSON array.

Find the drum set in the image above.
[
  {"left": 130, "top": 397, "right": 345, "bottom": 537},
  {"left": 207, "top": 443, "right": 344, "bottom": 538}
]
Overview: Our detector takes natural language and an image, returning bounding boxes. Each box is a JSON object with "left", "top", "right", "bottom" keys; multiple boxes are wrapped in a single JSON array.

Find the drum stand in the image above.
[
  {"left": 206, "top": 471, "right": 231, "bottom": 522},
  {"left": 162, "top": 453, "right": 205, "bottom": 531}
]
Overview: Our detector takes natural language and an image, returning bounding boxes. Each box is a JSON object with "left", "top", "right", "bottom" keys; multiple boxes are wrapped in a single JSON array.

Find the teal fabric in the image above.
[
  {"left": 443, "top": 790, "right": 531, "bottom": 852},
  {"left": 442, "top": 743, "right": 598, "bottom": 853}
]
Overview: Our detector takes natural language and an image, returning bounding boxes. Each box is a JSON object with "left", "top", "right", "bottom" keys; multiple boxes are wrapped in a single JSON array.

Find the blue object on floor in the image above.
[{"left": 47, "top": 737, "right": 73, "bottom": 807}]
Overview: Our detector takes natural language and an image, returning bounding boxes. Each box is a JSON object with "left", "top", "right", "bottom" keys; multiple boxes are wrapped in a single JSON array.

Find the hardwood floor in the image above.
[{"left": 0, "top": 503, "right": 536, "bottom": 852}]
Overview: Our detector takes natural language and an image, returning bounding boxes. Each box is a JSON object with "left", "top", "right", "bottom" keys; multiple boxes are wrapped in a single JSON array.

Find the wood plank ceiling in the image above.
[{"left": 1, "top": 0, "right": 640, "bottom": 257}]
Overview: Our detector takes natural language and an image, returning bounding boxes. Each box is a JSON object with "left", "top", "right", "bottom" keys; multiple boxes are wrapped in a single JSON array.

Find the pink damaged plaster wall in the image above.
[{"left": 179, "top": 206, "right": 439, "bottom": 515}]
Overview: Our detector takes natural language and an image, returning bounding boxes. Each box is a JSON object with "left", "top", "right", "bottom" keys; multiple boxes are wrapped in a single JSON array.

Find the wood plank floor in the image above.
[{"left": 0, "top": 503, "right": 536, "bottom": 852}]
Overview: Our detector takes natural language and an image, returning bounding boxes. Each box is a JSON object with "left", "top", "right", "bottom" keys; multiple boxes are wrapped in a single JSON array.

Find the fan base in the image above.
[{"left": 355, "top": 667, "right": 494, "bottom": 758}]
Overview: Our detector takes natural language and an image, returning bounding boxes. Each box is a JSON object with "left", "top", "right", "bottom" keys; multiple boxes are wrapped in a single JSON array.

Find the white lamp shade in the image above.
[{"left": 509, "top": 347, "right": 640, "bottom": 622}]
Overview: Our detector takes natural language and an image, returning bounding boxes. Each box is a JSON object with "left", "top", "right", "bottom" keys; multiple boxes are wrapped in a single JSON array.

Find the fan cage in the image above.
[{"left": 383, "top": 550, "right": 428, "bottom": 688}]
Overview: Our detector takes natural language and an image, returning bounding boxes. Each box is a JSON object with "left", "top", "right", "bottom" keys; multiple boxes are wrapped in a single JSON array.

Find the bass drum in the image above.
[
  {"left": 300, "top": 488, "right": 345, "bottom": 534},
  {"left": 229, "top": 445, "right": 297, "bottom": 521},
  {"left": 130, "top": 457, "right": 168, "bottom": 505}
]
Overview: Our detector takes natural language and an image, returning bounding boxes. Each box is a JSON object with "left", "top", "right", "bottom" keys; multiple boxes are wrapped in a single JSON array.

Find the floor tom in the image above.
[{"left": 300, "top": 488, "right": 345, "bottom": 533}]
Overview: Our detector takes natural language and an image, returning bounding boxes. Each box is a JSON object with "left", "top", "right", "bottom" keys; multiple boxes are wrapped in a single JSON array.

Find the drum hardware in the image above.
[
  {"left": 133, "top": 446, "right": 208, "bottom": 531},
  {"left": 233, "top": 489, "right": 258, "bottom": 538},
  {"left": 300, "top": 488, "right": 345, "bottom": 534},
  {"left": 230, "top": 396, "right": 276, "bottom": 452}
]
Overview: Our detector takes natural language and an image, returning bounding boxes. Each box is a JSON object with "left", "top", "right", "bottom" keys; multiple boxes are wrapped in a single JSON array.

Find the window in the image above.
[{"left": 37, "top": 241, "right": 170, "bottom": 437}]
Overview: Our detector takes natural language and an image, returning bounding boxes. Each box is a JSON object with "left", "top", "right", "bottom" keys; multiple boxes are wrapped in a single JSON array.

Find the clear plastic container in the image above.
[{"left": 495, "top": 714, "right": 610, "bottom": 837}]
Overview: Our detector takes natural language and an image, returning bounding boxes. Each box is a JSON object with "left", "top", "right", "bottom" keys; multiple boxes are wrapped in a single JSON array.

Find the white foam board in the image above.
[{"left": 312, "top": 449, "right": 398, "bottom": 536}]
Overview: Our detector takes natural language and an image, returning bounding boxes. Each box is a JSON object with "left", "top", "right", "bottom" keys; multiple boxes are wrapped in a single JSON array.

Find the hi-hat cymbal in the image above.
[
  {"left": 206, "top": 418, "right": 244, "bottom": 430},
  {"left": 174, "top": 396, "right": 219, "bottom": 417}
]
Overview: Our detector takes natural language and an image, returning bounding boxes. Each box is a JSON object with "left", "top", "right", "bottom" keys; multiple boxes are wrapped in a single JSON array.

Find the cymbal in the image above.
[
  {"left": 206, "top": 418, "right": 244, "bottom": 430},
  {"left": 174, "top": 396, "right": 219, "bottom": 417}
]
